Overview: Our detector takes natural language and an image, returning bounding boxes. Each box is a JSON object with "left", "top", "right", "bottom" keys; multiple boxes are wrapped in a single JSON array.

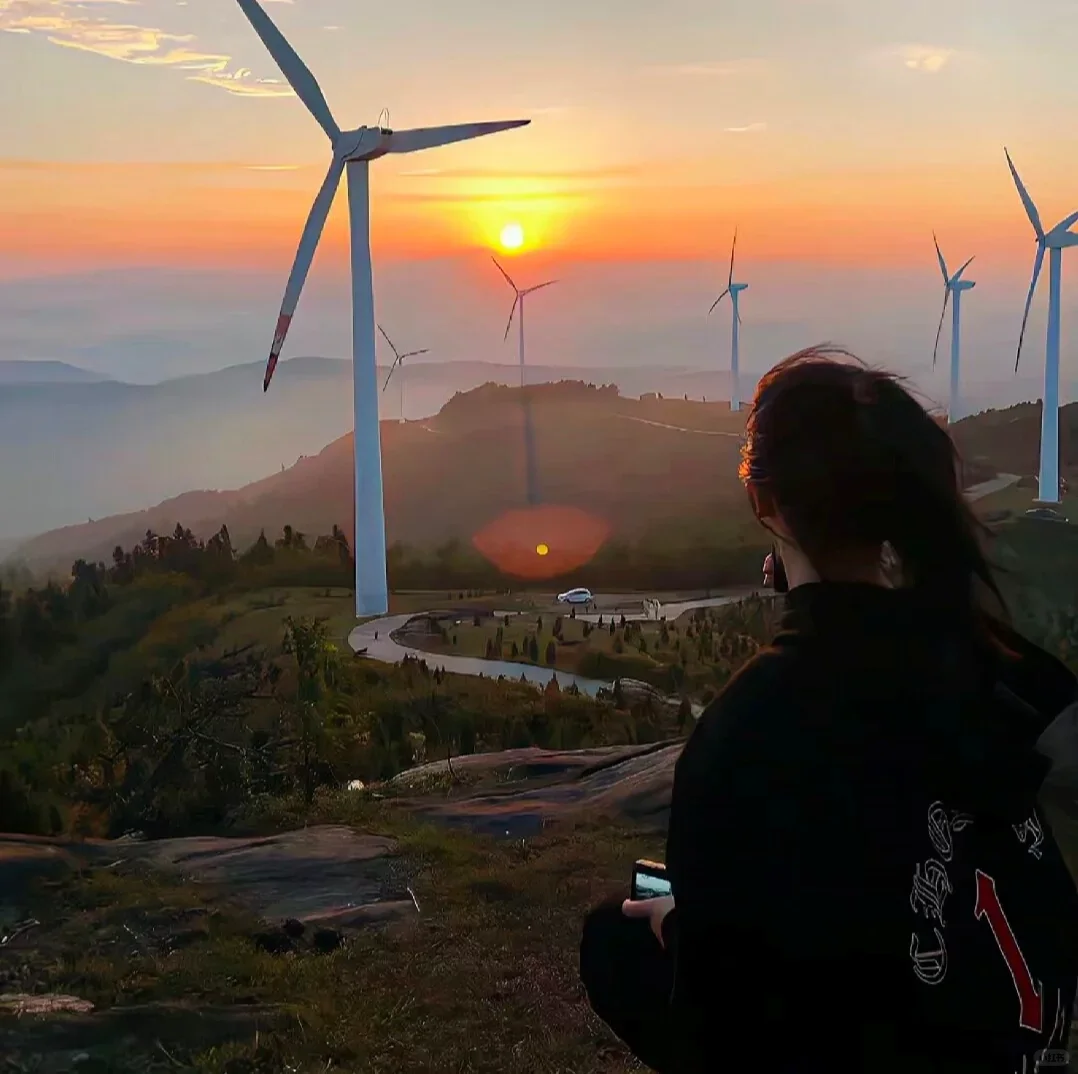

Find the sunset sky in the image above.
[{"left": 3, "top": 0, "right": 1078, "bottom": 392}]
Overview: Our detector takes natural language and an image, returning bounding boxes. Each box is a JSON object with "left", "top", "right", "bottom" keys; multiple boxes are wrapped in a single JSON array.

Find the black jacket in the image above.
[{"left": 662, "top": 583, "right": 1078, "bottom": 1073}]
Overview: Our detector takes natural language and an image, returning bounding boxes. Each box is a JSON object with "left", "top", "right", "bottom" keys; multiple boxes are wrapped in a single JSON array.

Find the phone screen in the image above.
[{"left": 632, "top": 859, "right": 672, "bottom": 900}]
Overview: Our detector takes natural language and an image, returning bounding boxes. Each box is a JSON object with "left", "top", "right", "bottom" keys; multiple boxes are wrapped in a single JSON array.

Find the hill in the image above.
[
  {"left": 8, "top": 382, "right": 752, "bottom": 575},
  {"left": 0, "top": 360, "right": 110, "bottom": 385},
  {"left": 0, "top": 356, "right": 736, "bottom": 542},
  {"left": 950, "top": 399, "right": 1078, "bottom": 484}
]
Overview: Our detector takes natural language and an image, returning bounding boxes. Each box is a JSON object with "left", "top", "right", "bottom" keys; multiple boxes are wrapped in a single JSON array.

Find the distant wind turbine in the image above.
[
  {"left": 492, "top": 257, "right": 556, "bottom": 506},
  {"left": 1006, "top": 147, "right": 1078, "bottom": 505},
  {"left": 492, "top": 257, "right": 557, "bottom": 389},
  {"left": 708, "top": 229, "right": 749, "bottom": 412},
  {"left": 379, "top": 325, "right": 428, "bottom": 424},
  {"left": 930, "top": 233, "right": 976, "bottom": 424},
  {"left": 234, "top": 0, "right": 529, "bottom": 615}
]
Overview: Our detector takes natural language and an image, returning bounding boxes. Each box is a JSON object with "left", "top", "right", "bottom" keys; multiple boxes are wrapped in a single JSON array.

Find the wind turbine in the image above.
[
  {"left": 491, "top": 257, "right": 556, "bottom": 506},
  {"left": 234, "top": 0, "right": 529, "bottom": 615},
  {"left": 1006, "top": 147, "right": 1078, "bottom": 505},
  {"left": 708, "top": 229, "right": 749, "bottom": 412},
  {"left": 491, "top": 257, "right": 557, "bottom": 389},
  {"left": 379, "top": 325, "right": 428, "bottom": 424},
  {"left": 930, "top": 233, "right": 976, "bottom": 424}
]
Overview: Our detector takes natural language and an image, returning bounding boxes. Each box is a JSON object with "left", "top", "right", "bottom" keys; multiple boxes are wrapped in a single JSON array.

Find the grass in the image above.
[
  {"left": 407, "top": 601, "right": 775, "bottom": 696},
  {"left": 2, "top": 799, "right": 662, "bottom": 1073}
]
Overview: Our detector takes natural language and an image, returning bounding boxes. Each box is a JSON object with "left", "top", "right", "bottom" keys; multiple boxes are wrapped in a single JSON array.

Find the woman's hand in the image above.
[{"left": 622, "top": 895, "right": 675, "bottom": 947}]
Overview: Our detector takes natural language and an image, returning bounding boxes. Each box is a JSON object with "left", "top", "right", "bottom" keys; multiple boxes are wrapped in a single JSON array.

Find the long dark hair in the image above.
[{"left": 740, "top": 345, "right": 1008, "bottom": 635}]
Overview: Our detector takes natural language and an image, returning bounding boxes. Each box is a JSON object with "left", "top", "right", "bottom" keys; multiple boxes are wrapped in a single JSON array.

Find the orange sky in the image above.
[{"left": 0, "top": 156, "right": 1055, "bottom": 270}]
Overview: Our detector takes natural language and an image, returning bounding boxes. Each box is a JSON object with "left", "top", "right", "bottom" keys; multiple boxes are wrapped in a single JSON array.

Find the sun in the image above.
[
  {"left": 535, "top": 543, "right": 549, "bottom": 556},
  {"left": 500, "top": 222, "right": 524, "bottom": 251}
]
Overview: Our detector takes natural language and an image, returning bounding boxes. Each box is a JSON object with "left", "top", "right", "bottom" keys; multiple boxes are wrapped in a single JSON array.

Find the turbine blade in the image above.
[
  {"left": 491, "top": 255, "right": 518, "bottom": 293},
  {"left": 377, "top": 323, "right": 401, "bottom": 360},
  {"left": 263, "top": 155, "right": 345, "bottom": 391},
  {"left": 387, "top": 120, "right": 530, "bottom": 154},
  {"left": 1015, "top": 241, "right": 1046, "bottom": 372},
  {"left": 503, "top": 296, "right": 519, "bottom": 341},
  {"left": 932, "top": 289, "right": 951, "bottom": 368},
  {"left": 235, "top": 0, "right": 340, "bottom": 141},
  {"left": 402, "top": 348, "right": 430, "bottom": 359},
  {"left": 382, "top": 355, "right": 403, "bottom": 392},
  {"left": 708, "top": 289, "right": 730, "bottom": 316},
  {"left": 933, "top": 232, "right": 949, "bottom": 283},
  {"left": 1054, "top": 210, "right": 1078, "bottom": 235},
  {"left": 524, "top": 280, "right": 557, "bottom": 295},
  {"left": 728, "top": 229, "right": 737, "bottom": 287},
  {"left": 1004, "top": 147, "right": 1045, "bottom": 239},
  {"left": 951, "top": 255, "right": 975, "bottom": 284}
]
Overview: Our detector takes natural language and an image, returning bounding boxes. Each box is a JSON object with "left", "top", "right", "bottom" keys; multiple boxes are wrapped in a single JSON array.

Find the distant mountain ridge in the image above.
[
  {"left": 0, "top": 355, "right": 736, "bottom": 542},
  {"left": 0, "top": 360, "right": 111, "bottom": 385},
  {"left": 8, "top": 383, "right": 752, "bottom": 570}
]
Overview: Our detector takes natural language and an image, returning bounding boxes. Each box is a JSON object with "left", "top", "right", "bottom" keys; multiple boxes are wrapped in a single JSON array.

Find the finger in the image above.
[{"left": 622, "top": 898, "right": 653, "bottom": 917}]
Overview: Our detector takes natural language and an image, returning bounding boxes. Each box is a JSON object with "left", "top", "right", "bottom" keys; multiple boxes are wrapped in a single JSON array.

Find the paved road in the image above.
[
  {"left": 614, "top": 414, "right": 740, "bottom": 438},
  {"left": 347, "top": 592, "right": 762, "bottom": 693},
  {"left": 965, "top": 473, "right": 1021, "bottom": 502}
]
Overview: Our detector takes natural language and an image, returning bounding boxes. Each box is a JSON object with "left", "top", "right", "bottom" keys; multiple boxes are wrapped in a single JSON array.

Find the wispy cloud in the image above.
[
  {"left": 723, "top": 122, "right": 767, "bottom": 134},
  {"left": 0, "top": 0, "right": 293, "bottom": 97},
  {"left": 0, "top": 158, "right": 309, "bottom": 174},
  {"left": 383, "top": 190, "right": 586, "bottom": 205},
  {"left": 396, "top": 164, "right": 643, "bottom": 180},
  {"left": 640, "top": 58, "right": 769, "bottom": 78},
  {"left": 892, "top": 44, "right": 956, "bottom": 73}
]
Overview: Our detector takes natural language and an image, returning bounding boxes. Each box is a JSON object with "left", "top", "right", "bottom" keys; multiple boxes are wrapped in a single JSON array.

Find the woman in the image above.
[{"left": 579, "top": 347, "right": 1078, "bottom": 1073}]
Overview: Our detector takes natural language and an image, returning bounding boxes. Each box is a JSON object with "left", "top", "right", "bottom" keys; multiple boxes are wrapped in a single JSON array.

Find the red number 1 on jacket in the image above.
[{"left": 973, "top": 870, "right": 1043, "bottom": 1033}]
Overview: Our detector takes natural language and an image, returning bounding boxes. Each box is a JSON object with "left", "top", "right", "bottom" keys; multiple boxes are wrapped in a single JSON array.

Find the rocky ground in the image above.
[{"left": 0, "top": 743, "right": 679, "bottom": 1072}]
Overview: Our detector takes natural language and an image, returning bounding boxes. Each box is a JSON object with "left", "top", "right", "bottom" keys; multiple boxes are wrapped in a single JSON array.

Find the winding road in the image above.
[
  {"left": 346, "top": 470, "right": 1020, "bottom": 691},
  {"left": 347, "top": 593, "right": 755, "bottom": 695}
]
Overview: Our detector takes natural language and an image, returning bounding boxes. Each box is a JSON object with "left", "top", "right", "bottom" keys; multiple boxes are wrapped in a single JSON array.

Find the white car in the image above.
[{"left": 557, "top": 587, "right": 593, "bottom": 605}]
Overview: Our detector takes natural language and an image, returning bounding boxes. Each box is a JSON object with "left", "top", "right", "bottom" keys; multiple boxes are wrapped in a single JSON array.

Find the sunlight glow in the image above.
[{"left": 500, "top": 222, "right": 524, "bottom": 250}]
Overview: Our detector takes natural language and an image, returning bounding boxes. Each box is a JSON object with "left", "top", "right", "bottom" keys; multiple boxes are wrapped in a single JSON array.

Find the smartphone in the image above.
[
  {"left": 631, "top": 858, "right": 672, "bottom": 900},
  {"left": 771, "top": 543, "right": 789, "bottom": 594}
]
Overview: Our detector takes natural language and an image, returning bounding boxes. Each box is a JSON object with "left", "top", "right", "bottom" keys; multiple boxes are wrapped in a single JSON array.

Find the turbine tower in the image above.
[
  {"left": 930, "top": 233, "right": 976, "bottom": 424},
  {"left": 1006, "top": 147, "right": 1078, "bottom": 506},
  {"left": 235, "top": 0, "right": 529, "bottom": 615},
  {"left": 708, "top": 229, "right": 749, "bottom": 412},
  {"left": 379, "top": 324, "right": 428, "bottom": 424},
  {"left": 491, "top": 256, "right": 557, "bottom": 389}
]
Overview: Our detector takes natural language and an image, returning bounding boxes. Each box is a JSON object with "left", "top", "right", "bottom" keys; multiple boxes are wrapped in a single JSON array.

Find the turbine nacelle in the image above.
[{"left": 730, "top": 283, "right": 749, "bottom": 295}]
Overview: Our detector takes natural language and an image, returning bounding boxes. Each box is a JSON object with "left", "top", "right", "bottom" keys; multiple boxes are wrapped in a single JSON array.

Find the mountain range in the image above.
[
  {"left": 0, "top": 356, "right": 753, "bottom": 543},
  {"left": 7, "top": 383, "right": 752, "bottom": 570},
  {"left": 10, "top": 378, "right": 1078, "bottom": 575}
]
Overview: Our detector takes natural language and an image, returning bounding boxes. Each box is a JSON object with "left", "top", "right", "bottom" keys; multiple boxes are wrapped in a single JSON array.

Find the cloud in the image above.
[
  {"left": 0, "top": 0, "right": 293, "bottom": 97},
  {"left": 892, "top": 44, "right": 956, "bottom": 73},
  {"left": 383, "top": 190, "right": 586, "bottom": 205},
  {"left": 0, "top": 158, "right": 309, "bottom": 174},
  {"left": 640, "top": 58, "right": 769, "bottom": 78},
  {"left": 395, "top": 165, "right": 644, "bottom": 181},
  {"left": 723, "top": 122, "right": 767, "bottom": 133}
]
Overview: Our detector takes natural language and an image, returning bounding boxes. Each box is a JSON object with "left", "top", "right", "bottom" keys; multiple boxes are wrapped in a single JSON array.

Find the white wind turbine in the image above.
[
  {"left": 234, "top": 0, "right": 529, "bottom": 615},
  {"left": 379, "top": 325, "right": 428, "bottom": 424},
  {"left": 1006, "top": 147, "right": 1078, "bottom": 505},
  {"left": 491, "top": 256, "right": 557, "bottom": 389},
  {"left": 930, "top": 233, "right": 975, "bottom": 424},
  {"left": 708, "top": 229, "right": 749, "bottom": 412}
]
